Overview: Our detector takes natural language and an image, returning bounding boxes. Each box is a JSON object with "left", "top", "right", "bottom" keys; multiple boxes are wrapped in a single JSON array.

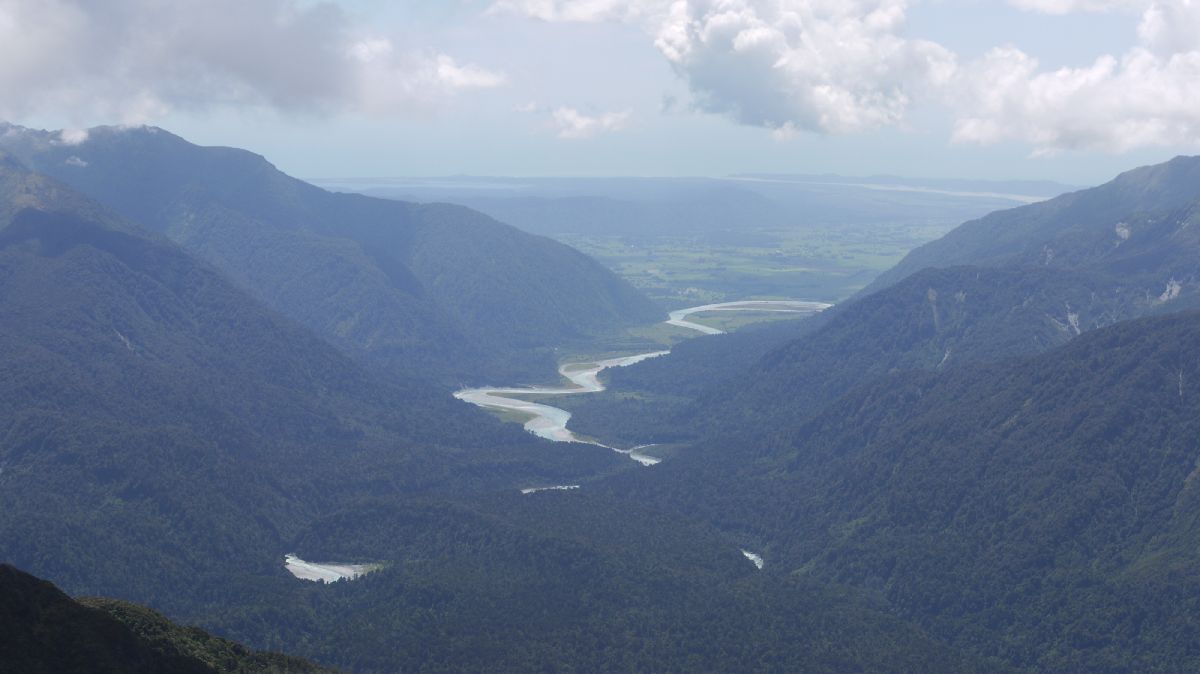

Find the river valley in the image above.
[{"left": 454, "top": 300, "right": 832, "bottom": 467}]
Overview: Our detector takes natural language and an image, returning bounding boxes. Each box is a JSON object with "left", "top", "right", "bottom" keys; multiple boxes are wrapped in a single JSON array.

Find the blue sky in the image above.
[{"left": 2, "top": 0, "right": 1198, "bottom": 184}]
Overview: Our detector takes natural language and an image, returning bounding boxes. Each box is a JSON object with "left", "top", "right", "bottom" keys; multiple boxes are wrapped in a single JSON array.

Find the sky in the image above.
[{"left": 2, "top": 0, "right": 1199, "bottom": 184}]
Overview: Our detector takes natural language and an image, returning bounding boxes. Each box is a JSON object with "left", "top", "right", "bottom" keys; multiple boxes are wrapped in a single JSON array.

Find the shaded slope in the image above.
[
  {"left": 612, "top": 310, "right": 1200, "bottom": 671},
  {"left": 0, "top": 159, "right": 620, "bottom": 612},
  {"left": 0, "top": 564, "right": 332, "bottom": 673},
  {"left": 81, "top": 595, "right": 336, "bottom": 674},
  {"left": 0, "top": 124, "right": 661, "bottom": 382},
  {"left": 568, "top": 156, "right": 1200, "bottom": 448},
  {"left": 0, "top": 564, "right": 213, "bottom": 673}
]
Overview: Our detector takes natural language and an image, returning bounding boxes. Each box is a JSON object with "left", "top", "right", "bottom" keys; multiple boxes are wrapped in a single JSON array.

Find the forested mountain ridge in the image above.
[
  {"left": 568, "top": 155, "right": 1200, "bottom": 448},
  {"left": 0, "top": 157, "right": 621, "bottom": 613},
  {"left": 615, "top": 310, "right": 1200, "bottom": 671},
  {"left": 715, "top": 155, "right": 1200, "bottom": 438},
  {"left": 0, "top": 150, "right": 979, "bottom": 673},
  {"left": 0, "top": 123, "right": 662, "bottom": 383},
  {"left": 0, "top": 564, "right": 333, "bottom": 673},
  {"left": 866, "top": 154, "right": 1200, "bottom": 296}
]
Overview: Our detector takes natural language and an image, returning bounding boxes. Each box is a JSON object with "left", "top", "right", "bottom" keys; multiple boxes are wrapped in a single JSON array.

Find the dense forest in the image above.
[
  {"left": 597, "top": 311, "right": 1200, "bottom": 670},
  {"left": 0, "top": 124, "right": 662, "bottom": 384},
  {"left": 0, "top": 157, "right": 625, "bottom": 614},
  {"left": 5, "top": 126, "right": 1200, "bottom": 672}
]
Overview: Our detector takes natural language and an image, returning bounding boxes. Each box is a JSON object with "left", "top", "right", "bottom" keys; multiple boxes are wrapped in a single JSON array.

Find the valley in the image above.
[
  {"left": 455, "top": 299, "right": 831, "bottom": 471},
  {"left": 3, "top": 123, "right": 1200, "bottom": 673},
  {"left": 7, "top": 4, "right": 1200, "bottom": 672},
  {"left": 321, "top": 174, "right": 1069, "bottom": 307}
]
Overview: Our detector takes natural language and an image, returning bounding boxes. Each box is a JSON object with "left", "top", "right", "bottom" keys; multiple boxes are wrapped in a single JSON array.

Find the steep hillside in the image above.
[
  {"left": 638, "top": 311, "right": 1200, "bottom": 671},
  {"left": 0, "top": 564, "right": 331, "bottom": 673},
  {"left": 568, "top": 156, "right": 1200, "bottom": 448},
  {"left": 0, "top": 159, "right": 620, "bottom": 612},
  {"left": 0, "top": 124, "right": 661, "bottom": 382},
  {"left": 866, "top": 155, "right": 1200, "bottom": 296}
]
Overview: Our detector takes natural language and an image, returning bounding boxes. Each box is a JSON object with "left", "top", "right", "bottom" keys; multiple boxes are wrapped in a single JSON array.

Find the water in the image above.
[
  {"left": 454, "top": 300, "right": 832, "bottom": 476},
  {"left": 284, "top": 554, "right": 379, "bottom": 583}
]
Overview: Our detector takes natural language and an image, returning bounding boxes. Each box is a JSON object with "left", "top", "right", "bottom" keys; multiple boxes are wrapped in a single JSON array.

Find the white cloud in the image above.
[
  {"left": 551, "top": 106, "right": 631, "bottom": 138},
  {"left": 0, "top": 0, "right": 504, "bottom": 123},
  {"left": 53, "top": 128, "right": 88, "bottom": 145},
  {"left": 494, "top": 0, "right": 955, "bottom": 136},
  {"left": 494, "top": 0, "right": 1200, "bottom": 153},
  {"left": 515, "top": 101, "right": 632, "bottom": 138},
  {"left": 1008, "top": 0, "right": 1147, "bottom": 13},
  {"left": 954, "top": 1, "right": 1200, "bottom": 153},
  {"left": 651, "top": 0, "right": 956, "bottom": 134},
  {"left": 355, "top": 42, "right": 506, "bottom": 114},
  {"left": 488, "top": 0, "right": 662, "bottom": 22},
  {"left": 434, "top": 54, "right": 507, "bottom": 89}
]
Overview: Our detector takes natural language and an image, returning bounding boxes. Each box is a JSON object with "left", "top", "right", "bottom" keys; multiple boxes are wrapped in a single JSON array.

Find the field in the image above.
[{"left": 556, "top": 220, "right": 955, "bottom": 307}]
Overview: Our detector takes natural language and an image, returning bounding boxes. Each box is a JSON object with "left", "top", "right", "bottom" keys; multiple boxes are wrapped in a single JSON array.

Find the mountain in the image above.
[
  {"left": 0, "top": 155, "right": 620, "bottom": 614},
  {"left": 0, "top": 148, "right": 985, "bottom": 673},
  {"left": 564, "top": 155, "right": 1200, "bottom": 670},
  {"left": 0, "top": 564, "right": 332, "bottom": 673},
  {"left": 610, "top": 310, "right": 1200, "bottom": 671},
  {"left": 714, "top": 155, "right": 1200, "bottom": 436},
  {"left": 865, "top": 155, "right": 1200, "bottom": 298},
  {"left": 0, "top": 123, "right": 662, "bottom": 383},
  {"left": 567, "top": 155, "right": 1200, "bottom": 447}
]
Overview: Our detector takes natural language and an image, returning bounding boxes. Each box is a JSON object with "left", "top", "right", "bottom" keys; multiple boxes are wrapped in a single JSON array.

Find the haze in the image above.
[{"left": 4, "top": 0, "right": 1198, "bottom": 183}]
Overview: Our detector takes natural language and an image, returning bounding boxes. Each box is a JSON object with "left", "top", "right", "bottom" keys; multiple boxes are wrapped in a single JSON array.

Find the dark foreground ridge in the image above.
[{"left": 0, "top": 564, "right": 334, "bottom": 673}]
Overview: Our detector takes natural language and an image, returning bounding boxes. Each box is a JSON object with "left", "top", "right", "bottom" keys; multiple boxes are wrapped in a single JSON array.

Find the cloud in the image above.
[
  {"left": 652, "top": 0, "right": 956, "bottom": 135},
  {"left": 515, "top": 101, "right": 632, "bottom": 138},
  {"left": 350, "top": 38, "right": 506, "bottom": 113},
  {"left": 495, "top": 0, "right": 956, "bottom": 136},
  {"left": 1012, "top": 0, "right": 1142, "bottom": 12},
  {"left": 495, "top": 0, "right": 1200, "bottom": 153},
  {"left": 0, "top": 0, "right": 504, "bottom": 123},
  {"left": 53, "top": 128, "right": 88, "bottom": 145},
  {"left": 551, "top": 106, "right": 631, "bottom": 138},
  {"left": 1008, "top": 0, "right": 1147, "bottom": 13},
  {"left": 953, "top": 1, "right": 1200, "bottom": 153},
  {"left": 487, "top": 0, "right": 661, "bottom": 22}
]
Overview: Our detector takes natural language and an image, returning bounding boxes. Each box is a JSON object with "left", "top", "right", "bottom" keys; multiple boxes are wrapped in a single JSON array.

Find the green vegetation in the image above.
[
  {"left": 0, "top": 125, "right": 662, "bottom": 385},
  {"left": 867, "top": 155, "right": 1200, "bottom": 297},
  {"left": 0, "top": 158, "right": 626, "bottom": 619},
  {"left": 569, "top": 157, "right": 1200, "bottom": 450},
  {"left": 560, "top": 155, "right": 1200, "bottom": 671},
  {"left": 558, "top": 221, "right": 953, "bottom": 306},
  {"left": 418, "top": 174, "right": 1048, "bottom": 309},
  {"left": 0, "top": 564, "right": 332, "bottom": 673},
  {"left": 196, "top": 496, "right": 989, "bottom": 673},
  {"left": 605, "top": 311, "right": 1200, "bottom": 671},
  {"left": 6, "top": 129, "right": 1200, "bottom": 673}
]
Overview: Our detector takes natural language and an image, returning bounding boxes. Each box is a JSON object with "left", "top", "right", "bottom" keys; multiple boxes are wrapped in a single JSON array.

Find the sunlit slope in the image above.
[{"left": 865, "top": 155, "right": 1200, "bottom": 298}]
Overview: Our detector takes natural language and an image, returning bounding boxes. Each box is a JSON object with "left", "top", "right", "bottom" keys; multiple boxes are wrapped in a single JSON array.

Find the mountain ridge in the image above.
[{"left": 0, "top": 123, "right": 662, "bottom": 383}]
